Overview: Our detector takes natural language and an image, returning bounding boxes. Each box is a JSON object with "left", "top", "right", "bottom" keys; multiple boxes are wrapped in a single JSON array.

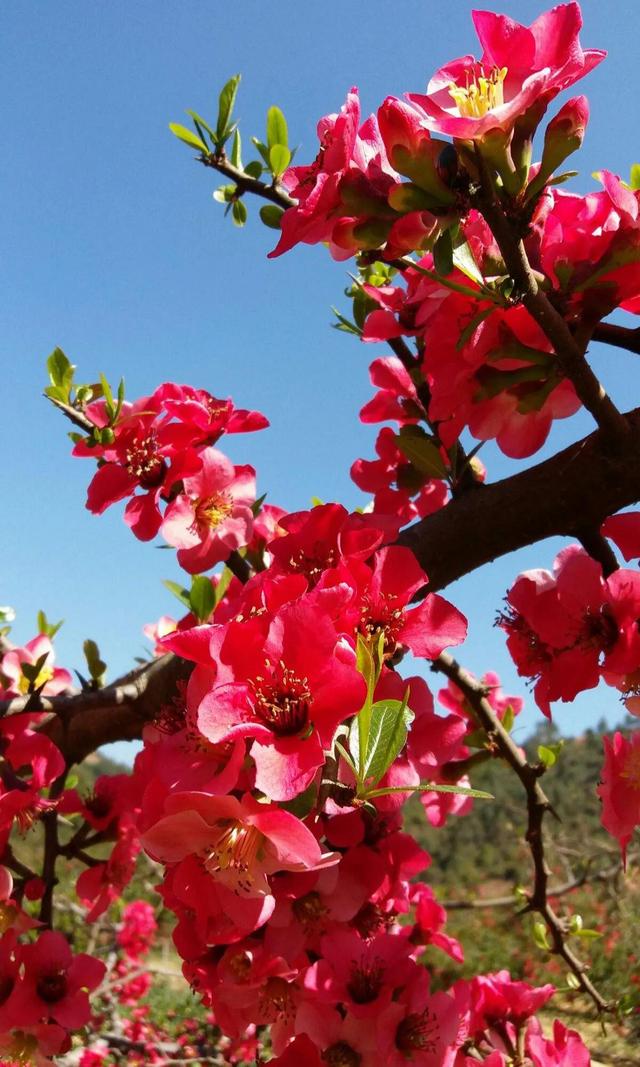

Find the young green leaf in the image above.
[
  {"left": 269, "top": 144, "right": 291, "bottom": 178},
  {"left": 362, "top": 691, "right": 414, "bottom": 788},
  {"left": 232, "top": 199, "right": 248, "bottom": 227},
  {"left": 433, "top": 228, "right": 454, "bottom": 276},
  {"left": 216, "top": 74, "right": 241, "bottom": 145},
  {"left": 163, "top": 579, "right": 191, "bottom": 608},
  {"left": 266, "top": 106, "right": 288, "bottom": 150},
  {"left": 169, "top": 123, "right": 208, "bottom": 153},
  {"left": 83, "top": 639, "right": 107, "bottom": 686},
  {"left": 189, "top": 575, "right": 216, "bottom": 622},
  {"left": 395, "top": 426, "right": 447, "bottom": 479},
  {"left": 259, "top": 205, "right": 285, "bottom": 230}
]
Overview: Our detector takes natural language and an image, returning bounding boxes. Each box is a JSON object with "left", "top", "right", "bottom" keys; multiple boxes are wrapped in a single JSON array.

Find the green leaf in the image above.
[
  {"left": 394, "top": 425, "right": 447, "bottom": 479},
  {"left": 266, "top": 106, "right": 288, "bottom": 150},
  {"left": 501, "top": 704, "right": 515, "bottom": 734},
  {"left": 100, "top": 374, "right": 115, "bottom": 420},
  {"left": 21, "top": 653, "right": 50, "bottom": 687},
  {"left": 452, "top": 240, "right": 484, "bottom": 285},
  {"left": 213, "top": 184, "right": 237, "bottom": 204},
  {"left": 189, "top": 575, "right": 215, "bottom": 622},
  {"left": 46, "top": 348, "right": 75, "bottom": 403},
  {"left": 251, "top": 493, "right": 267, "bottom": 517},
  {"left": 163, "top": 579, "right": 191, "bottom": 608},
  {"left": 83, "top": 639, "right": 107, "bottom": 686},
  {"left": 533, "top": 920, "right": 551, "bottom": 952},
  {"left": 244, "top": 160, "right": 263, "bottom": 179},
  {"left": 259, "top": 205, "right": 285, "bottom": 230},
  {"left": 538, "top": 741, "right": 563, "bottom": 768},
  {"left": 331, "top": 307, "right": 362, "bottom": 336},
  {"left": 186, "top": 110, "right": 217, "bottom": 146},
  {"left": 630, "top": 163, "right": 640, "bottom": 191},
  {"left": 251, "top": 137, "right": 272, "bottom": 168},
  {"left": 37, "top": 610, "right": 63, "bottom": 639},
  {"left": 216, "top": 74, "right": 241, "bottom": 145},
  {"left": 230, "top": 129, "right": 242, "bottom": 169},
  {"left": 212, "top": 566, "right": 234, "bottom": 609},
  {"left": 232, "top": 199, "right": 248, "bottom": 227},
  {"left": 433, "top": 228, "right": 454, "bottom": 276},
  {"left": 280, "top": 783, "right": 317, "bottom": 819},
  {"left": 573, "top": 928, "right": 603, "bottom": 940},
  {"left": 169, "top": 122, "right": 208, "bottom": 153},
  {"left": 362, "top": 690, "right": 414, "bottom": 787},
  {"left": 365, "top": 781, "right": 494, "bottom": 800},
  {"left": 269, "top": 144, "right": 291, "bottom": 178}
]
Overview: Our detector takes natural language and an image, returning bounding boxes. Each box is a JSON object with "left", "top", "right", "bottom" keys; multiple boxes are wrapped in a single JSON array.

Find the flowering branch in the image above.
[
  {"left": 433, "top": 652, "right": 611, "bottom": 1013},
  {"left": 473, "top": 174, "right": 630, "bottom": 448}
]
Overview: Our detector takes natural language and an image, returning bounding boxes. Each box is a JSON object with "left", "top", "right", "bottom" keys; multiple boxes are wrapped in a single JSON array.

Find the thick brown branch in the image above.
[
  {"left": 476, "top": 185, "right": 630, "bottom": 447},
  {"left": 26, "top": 654, "right": 192, "bottom": 765},
  {"left": 201, "top": 152, "right": 294, "bottom": 209},
  {"left": 398, "top": 405, "right": 640, "bottom": 591},
  {"left": 593, "top": 321, "right": 640, "bottom": 355},
  {"left": 433, "top": 653, "right": 610, "bottom": 1013}
]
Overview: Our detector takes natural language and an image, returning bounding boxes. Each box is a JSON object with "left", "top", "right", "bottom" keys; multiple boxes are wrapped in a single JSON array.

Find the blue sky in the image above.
[{"left": 3, "top": 0, "right": 640, "bottom": 762}]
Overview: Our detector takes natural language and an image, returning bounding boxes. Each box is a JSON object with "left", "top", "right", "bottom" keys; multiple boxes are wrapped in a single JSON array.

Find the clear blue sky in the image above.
[{"left": 3, "top": 1, "right": 640, "bottom": 762}]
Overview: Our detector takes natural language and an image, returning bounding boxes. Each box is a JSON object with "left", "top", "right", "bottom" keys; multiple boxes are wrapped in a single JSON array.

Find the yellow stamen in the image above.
[
  {"left": 204, "top": 821, "right": 264, "bottom": 894},
  {"left": 193, "top": 491, "right": 233, "bottom": 532},
  {"left": 449, "top": 66, "right": 507, "bottom": 118},
  {"left": 18, "top": 664, "right": 53, "bottom": 695}
]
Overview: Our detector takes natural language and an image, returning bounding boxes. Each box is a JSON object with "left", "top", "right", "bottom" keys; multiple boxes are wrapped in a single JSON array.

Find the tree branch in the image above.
[
  {"left": 593, "top": 321, "right": 640, "bottom": 356},
  {"left": 201, "top": 152, "right": 294, "bottom": 209},
  {"left": 433, "top": 653, "right": 610, "bottom": 1013},
  {"left": 474, "top": 179, "right": 630, "bottom": 448},
  {"left": 398, "top": 404, "right": 640, "bottom": 591}
]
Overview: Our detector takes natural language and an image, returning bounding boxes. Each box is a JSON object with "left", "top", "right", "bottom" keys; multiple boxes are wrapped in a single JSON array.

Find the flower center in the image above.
[
  {"left": 252, "top": 667, "right": 313, "bottom": 737},
  {"left": 449, "top": 64, "right": 507, "bottom": 118},
  {"left": 350, "top": 902, "right": 392, "bottom": 939},
  {"left": 621, "top": 746, "right": 640, "bottom": 790},
  {"left": 346, "top": 957, "right": 384, "bottom": 1004},
  {"left": 204, "top": 821, "right": 264, "bottom": 895},
  {"left": 125, "top": 433, "right": 166, "bottom": 489},
  {"left": 194, "top": 491, "right": 233, "bottom": 533},
  {"left": 395, "top": 1008, "right": 439, "bottom": 1054},
  {"left": 6, "top": 1033, "right": 38, "bottom": 1065},
  {"left": 288, "top": 546, "right": 338, "bottom": 586},
  {"left": 228, "top": 950, "right": 252, "bottom": 983},
  {"left": 36, "top": 971, "right": 68, "bottom": 1004},
  {"left": 292, "top": 891, "right": 329, "bottom": 936},
  {"left": 359, "top": 595, "right": 405, "bottom": 657},
  {"left": 258, "top": 976, "right": 295, "bottom": 1022},
  {"left": 322, "top": 1042, "right": 362, "bottom": 1067}
]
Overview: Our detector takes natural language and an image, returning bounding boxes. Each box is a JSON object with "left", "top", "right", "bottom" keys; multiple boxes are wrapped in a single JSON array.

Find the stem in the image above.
[
  {"left": 474, "top": 177, "right": 630, "bottom": 448},
  {"left": 592, "top": 321, "right": 640, "bottom": 356},
  {"left": 201, "top": 153, "right": 294, "bottom": 210},
  {"left": 433, "top": 653, "right": 611, "bottom": 1014}
]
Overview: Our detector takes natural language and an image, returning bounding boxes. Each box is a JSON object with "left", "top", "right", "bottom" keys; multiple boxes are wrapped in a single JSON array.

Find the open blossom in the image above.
[
  {"left": 6, "top": 930, "right": 105, "bottom": 1030},
  {"left": 269, "top": 88, "right": 399, "bottom": 260},
  {"left": 500, "top": 546, "right": 640, "bottom": 715},
  {"left": 196, "top": 600, "right": 366, "bottom": 801},
  {"left": 407, "top": 3, "right": 604, "bottom": 142},
  {"left": 142, "top": 791, "right": 336, "bottom": 898},
  {"left": 161, "top": 448, "right": 256, "bottom": 573}
]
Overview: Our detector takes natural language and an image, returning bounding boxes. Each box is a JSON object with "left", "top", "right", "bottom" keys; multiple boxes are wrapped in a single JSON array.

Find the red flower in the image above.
[{"left": 407, "top": 3, "right": 604, "bottom": 142}]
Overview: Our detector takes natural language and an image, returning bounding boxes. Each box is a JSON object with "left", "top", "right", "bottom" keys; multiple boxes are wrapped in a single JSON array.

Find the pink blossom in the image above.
[
  {"left": 407, "top": 4, "right": 604, "bottom": 142},
  {"left": 161, "top": 448, "right": 256, "bottom": 573}
]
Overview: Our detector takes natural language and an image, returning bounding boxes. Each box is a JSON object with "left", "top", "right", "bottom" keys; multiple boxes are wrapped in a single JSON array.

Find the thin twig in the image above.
[
  {"left": 592, "top": 322, "right": 640, "bottom": 356},
  {"left": 433, "top": 652, "right": 611, "bottom": 1014},
  {"left": 473, "top": 172, "right": 629, "bottom": 448},
  {"left": 201, "top": 152, "right": 294, "bottom": 209}
]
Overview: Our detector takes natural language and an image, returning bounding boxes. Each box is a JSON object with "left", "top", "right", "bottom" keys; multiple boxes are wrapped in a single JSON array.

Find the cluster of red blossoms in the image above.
[
  {"left": 3, "top": 1, "right": 640, "bottom": 1063},
  {"left": 75, "top": 382, "right": 267, "bottom": 569}
]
